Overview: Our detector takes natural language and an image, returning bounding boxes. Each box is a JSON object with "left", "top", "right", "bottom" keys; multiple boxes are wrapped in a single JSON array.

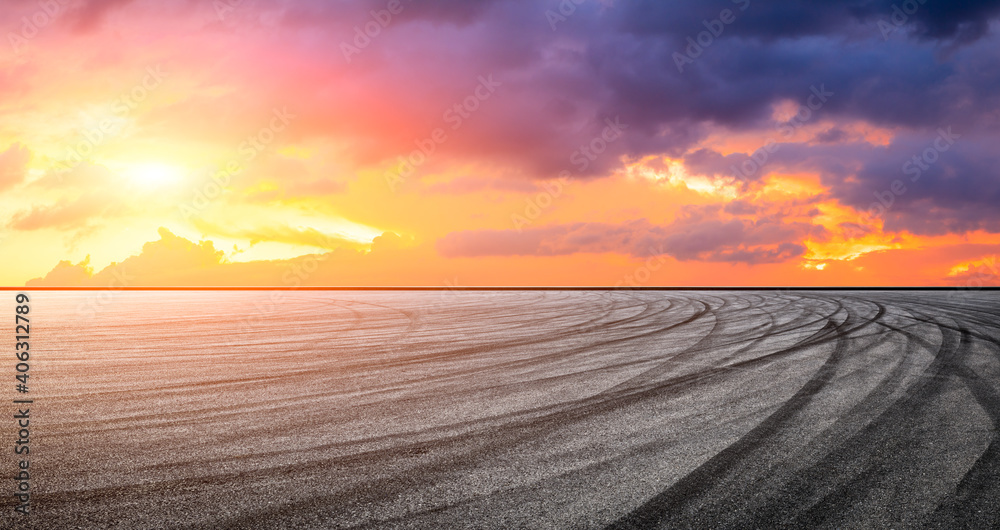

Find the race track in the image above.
[{"left": 11, "top": 290, "right": 1000, "bottom": 528}]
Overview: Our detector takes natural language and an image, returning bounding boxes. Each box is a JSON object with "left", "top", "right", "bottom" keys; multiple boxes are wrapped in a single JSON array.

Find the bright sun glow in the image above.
[{"left": 118, "top": 162, "right": 184, "bottom": 188}]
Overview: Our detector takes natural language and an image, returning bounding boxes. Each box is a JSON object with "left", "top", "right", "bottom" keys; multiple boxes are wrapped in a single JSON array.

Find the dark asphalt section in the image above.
[{"left": 5, "top": 290, "right": 1000, "bottom": 529}]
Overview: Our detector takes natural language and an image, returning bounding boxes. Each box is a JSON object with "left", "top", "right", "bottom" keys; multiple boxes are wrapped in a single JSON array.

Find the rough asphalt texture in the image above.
[{"left": 7, "top": 290, "right": 1000, "bottom": 529}]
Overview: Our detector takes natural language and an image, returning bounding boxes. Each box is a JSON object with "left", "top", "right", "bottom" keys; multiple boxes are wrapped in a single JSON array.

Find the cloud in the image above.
[
  {"left": 69, "top": 0, "right": 137, "bottom": 31},
  {"left": 7, "top": 0, "right": 1000, "bottom": 288},
  {"left": 286, "top": 179, "right": 349, "bottom": 196},
  {"left": 25, "top": 257, "right": 96, "bottom": 287},
  {"left": 673, "top": 127, "right": 1000, "bottom": 238},
  {"left": 28, "top": 228, "right": 225, "bottom": 287},
  {"left": 813, "top": 127, "right": 849, "bottom": 144},
  {"left": 371, "top": 231, "right": 405, "bottom": 252},
  {"left": 21, "top": 0, "right": 999, "bottom": 207},
  {"left": 827, "top": 132, "right": 1000, "bottom": 235},
  {"left": 25, "top": 228, "right": 420, "bottom": 287},
  {"left": 424, "top": 175, "right": 539, "bottom": 194},
  {"left": 30, "top": 163, "right": 116, "bottom": 190},
  {"left": 437, "top": 213, "right": 812, "bottom": 265},
  {"left": 613, "top": 0, "right": 1000, "bottom": 43},
  {"left": 7, "top": 193, "right": 115, "bottom": 231},
  {"left": 191, "top": 219, "right": 371, "bottom": 251},
  {"left": 138, "top": 226, "right": 226, "bottom": 267},
  {"left": 293, "top": 0, "right": 1000, "bottom": 188},
  {"left": 944, "top": 255, "right": 1000, "bottom": 287},
  {"left": 0, "top": 144, "right": 31, "bottom": 191}
]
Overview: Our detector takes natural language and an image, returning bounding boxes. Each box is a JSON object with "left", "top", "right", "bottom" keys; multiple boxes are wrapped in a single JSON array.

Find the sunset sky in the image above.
[{"left": 2, "top": 0, "right": 1000, "bottom": 286}]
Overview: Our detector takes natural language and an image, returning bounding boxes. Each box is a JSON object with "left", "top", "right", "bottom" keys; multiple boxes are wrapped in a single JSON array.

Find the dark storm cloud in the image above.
[
  {"left": 681, "top": 129, "right": 1000, "bottom": 236},
  {"left": 271, "top": 0, "right": 1000, "bottom": 235},
  {"left": 613, "top": 0, "right": 1000, "bottom": 42},
  {"left": 383, "top": 1, "right": 996, "bottom": 177},
  {"left": 841, "top": 133, "right": 1000, "bottom": 235},
  {"left": 295, "top": 0, "right": 1000, "bottom": 43},
  {"left": 271, "top": 0, "right": 1000, "bottom": 179}
]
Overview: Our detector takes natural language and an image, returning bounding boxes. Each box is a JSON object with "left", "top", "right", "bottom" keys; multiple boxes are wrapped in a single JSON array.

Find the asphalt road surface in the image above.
[{"left": 7, "top": 290, "right": 1000, "bottom": 528}]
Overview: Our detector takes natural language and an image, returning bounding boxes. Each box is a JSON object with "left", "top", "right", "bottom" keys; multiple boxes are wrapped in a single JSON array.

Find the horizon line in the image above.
[{"left": 0, "top": 286, "right": 996, "bottom": 291}]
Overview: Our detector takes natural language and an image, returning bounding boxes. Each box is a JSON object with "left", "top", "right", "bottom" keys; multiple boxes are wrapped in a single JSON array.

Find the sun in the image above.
[{"left": 119, "top": 162, "right": 184, "bottom": 188}]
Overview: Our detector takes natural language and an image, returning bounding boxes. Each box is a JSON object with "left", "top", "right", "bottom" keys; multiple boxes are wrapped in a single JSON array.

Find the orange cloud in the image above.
[
  {"left": 945, "top": 255, "right": 1000, "bottom": 287},
  {"left": 26, "top": 227, "right": 423, "bottom": 287}
]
